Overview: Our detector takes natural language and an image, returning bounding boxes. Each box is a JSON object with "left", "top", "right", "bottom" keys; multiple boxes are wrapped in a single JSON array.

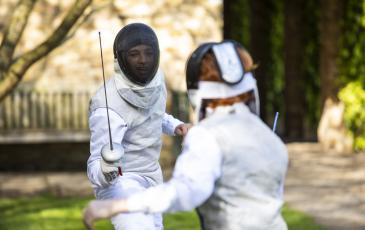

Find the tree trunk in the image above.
[
  {"left": 284, "top": 0, "right": 306, "bottom": 139},
  {"left": 223, "top": 0, "right": 250, "bottom": 47},
  {"left": 317, "top": 0, "right": 346, "bottom": 151},
  {"left": 319, "top": 0, "right": 343, "bottom": 107},
  {"left": 249, "top": 0, "right": 274, "bottom": 122}
]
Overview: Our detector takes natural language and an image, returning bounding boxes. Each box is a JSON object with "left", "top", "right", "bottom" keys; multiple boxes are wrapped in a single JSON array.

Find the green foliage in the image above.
[
  {"left": 339, "top": 82, "right": 365, "bottom": 150},
  {"left": 223, "top": 0, "right": 365, "bottom": 137},
  {"left": 267, "top": 0, "right": 320, "bottom": 131},
  {"left": 339, "top": 0, "right": 365, "bottom": 85},
  {"left": 338, "top": 0, "right": 365, "bottom": 150},
  {"left": 224, "top": 0, "right": 250, "bottom": 47},
  {"left": 0, "top": 195, "right": 326, "bottom": 230},
  {"left": 303, "top": 0, "right": 320, "bottom": 128},
  {"left": 363, "top": 1, "right": 365, "bottom": 26},
  {"left": 266, "top": 0, "right": 285, "bottom": 119}
]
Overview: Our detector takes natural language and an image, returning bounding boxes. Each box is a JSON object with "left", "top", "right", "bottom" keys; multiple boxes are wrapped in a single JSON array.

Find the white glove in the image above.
[
  {"left": 100, "top": 143, "right": 124, "bottom": 183},
  {"left": 84, "top": 199, "right": 126, "bottom": 230},
  {"left": 100, "top": 159, "right": 121, "bottom": 183}
]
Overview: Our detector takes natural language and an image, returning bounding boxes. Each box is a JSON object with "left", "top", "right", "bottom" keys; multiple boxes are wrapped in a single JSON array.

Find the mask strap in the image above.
[{"left": 212, "top": 42, "right": 244, "bottom": 84}]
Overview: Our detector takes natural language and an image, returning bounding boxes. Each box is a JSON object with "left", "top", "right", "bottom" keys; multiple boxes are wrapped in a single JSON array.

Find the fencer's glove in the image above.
[
  {"left": 83, "top": 199, "right": 114, "bottom": 230},
  {"left": 100, "top": 143, "right": 124, "bottom": 184}
]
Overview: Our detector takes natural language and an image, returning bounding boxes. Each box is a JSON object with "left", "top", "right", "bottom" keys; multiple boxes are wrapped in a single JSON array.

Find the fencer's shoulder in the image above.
[
  {"left": 197, "top": 113, "right": 230, "bottom": 129},
  {"left": 89, "top": 87, "right": 103, "bottom": 113},
  {"left": 183, "top": 125, "right": 217, "bottom": 146},
  {"left": 89, "top": 77, "right": 119, "bottom": 112},
  {"left": 186, "top": 125, "right": 210, "bottom": 135}
]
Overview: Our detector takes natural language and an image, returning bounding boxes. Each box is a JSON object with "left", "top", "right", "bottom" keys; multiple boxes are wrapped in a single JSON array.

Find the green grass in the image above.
[
  {"left": 0, "top": 195, "right": 326, "bottom": 230},
  {"left": 164, "top": 211, "right": 200, "bottom": 230},
  {"left": 282, "top": 205, "right": 327, "bottom": 230}
]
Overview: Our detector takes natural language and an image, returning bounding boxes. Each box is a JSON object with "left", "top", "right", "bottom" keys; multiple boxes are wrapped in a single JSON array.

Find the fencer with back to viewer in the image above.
[
  {"left": 84, "top": 40, "right": 289, "bottom": 230},
  {"left": 87, "top": 23, "right": 191, "bottom": 230}
]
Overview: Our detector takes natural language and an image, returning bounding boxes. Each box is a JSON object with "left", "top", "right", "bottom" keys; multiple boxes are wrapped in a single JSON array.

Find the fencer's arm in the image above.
[
  {"left": 84, "top": 199, "right": 129, "bottom": 230},
  {"left": 83, "top": 127, "right": 222, "bottom": 227},
  {"left": 160, "top": 127, "right": 222, "bottom": 211},
  {"left": 162, "top": 113, "right": 184, "bottom": 135},
  {"left": 127, "top": 127, "right": 222, "bottom": 212},
  {"left": 123, "top": 127, "right": 222, "bottom": 213},
  {"left": 87, "top": 108, "right": 127, "bottom": 188}
]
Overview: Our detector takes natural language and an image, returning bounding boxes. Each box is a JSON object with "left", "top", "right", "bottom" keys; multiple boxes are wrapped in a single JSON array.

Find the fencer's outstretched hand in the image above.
[
  {"left": 174, "top": 123, "right": 193, "bottom": 136},
  {"left": 83, "top": 199, "right": 128, "bottom": 230}
]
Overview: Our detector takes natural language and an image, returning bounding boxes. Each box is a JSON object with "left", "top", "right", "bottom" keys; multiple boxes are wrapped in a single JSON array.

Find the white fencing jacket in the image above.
[
  {"left": 125, "top": 103, "right": 288, "bottom": 230},
  {"left": 88, "top": 109, "right": 182, "bottom": 188},
  {"left": 87, "top": 67, "right": 182, "bottom": 189}
]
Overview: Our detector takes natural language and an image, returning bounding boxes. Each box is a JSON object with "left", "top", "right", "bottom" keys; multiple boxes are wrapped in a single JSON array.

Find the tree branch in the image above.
[
  {"left": 0, "top": 0, "right": 92, "bottom": 101},
  {"left": 0, "top": 0, "right": 37, "bottom": 73},
  {"left": 64, "top": 0, "right": 112, "bottom": 43}
]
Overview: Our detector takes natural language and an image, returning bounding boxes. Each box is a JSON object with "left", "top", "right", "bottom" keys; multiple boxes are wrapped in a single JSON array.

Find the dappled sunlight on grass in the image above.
[
  {"left": 164, "top": 211, "right": 200, "bottom": 230},
  {"left": 0, "top": 196, "right": 113, "bottom": 230},
  {"left": 0, "top": 196, "right": 325, "bottom": 230}
]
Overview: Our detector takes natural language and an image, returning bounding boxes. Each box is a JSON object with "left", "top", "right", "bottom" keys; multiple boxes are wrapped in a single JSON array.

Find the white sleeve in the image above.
[
  {"left": 162, "top": 113, "right": 184, "bottom": 136},
  {"left": 126, "top": 127, "right": 222, "bottom": 213},
  {"left": 87, "top": 108, "right": 128, "bottom": 188}
]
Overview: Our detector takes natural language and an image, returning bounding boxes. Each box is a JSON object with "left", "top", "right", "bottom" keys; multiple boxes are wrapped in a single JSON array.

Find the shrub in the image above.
[{"left": 338, "top": 81, "right": 365, "bottom": 151}]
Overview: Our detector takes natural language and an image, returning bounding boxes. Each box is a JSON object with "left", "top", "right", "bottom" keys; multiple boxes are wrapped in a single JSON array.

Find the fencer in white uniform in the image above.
[
  {"left": 84, "top": 40, "right": 289, "bottom": 230},
  {"left": 87, "top": 23, "right": 190, "bottom": 230}
]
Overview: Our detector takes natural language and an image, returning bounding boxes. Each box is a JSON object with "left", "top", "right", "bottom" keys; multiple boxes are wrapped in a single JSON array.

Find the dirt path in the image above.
[
  {"left": 285, "top": 143, "right": 365, "bottom": 230},
  {"left": 0, "top": 172, "right": 92, "bottom": 197}
]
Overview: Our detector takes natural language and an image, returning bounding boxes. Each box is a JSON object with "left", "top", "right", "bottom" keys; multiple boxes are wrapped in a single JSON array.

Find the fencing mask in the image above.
[
  {"left": 113, "top": 23, "right": 160, "bottom": 86},
  {"left": 186, "top": 40, "right": 260, "bottom": 121}
]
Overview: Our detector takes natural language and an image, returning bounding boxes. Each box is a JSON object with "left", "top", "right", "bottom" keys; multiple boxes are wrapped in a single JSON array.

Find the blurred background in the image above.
[{"left": 0, "top": 0, "right": 364, "bottom": 229}]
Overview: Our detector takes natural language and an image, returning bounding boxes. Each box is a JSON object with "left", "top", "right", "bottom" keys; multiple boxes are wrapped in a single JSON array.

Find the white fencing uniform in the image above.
[
  {"left": 125, "top": 103, "right": 288, "bottom": 230},
  {"left": 87, "top": 67, "right": 182, "bottom": 230}
]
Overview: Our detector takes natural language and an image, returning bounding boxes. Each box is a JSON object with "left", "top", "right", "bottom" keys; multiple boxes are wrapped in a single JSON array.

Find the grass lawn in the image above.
[{"left": 0, "top": 195, "right": 326, "bottom": 230}]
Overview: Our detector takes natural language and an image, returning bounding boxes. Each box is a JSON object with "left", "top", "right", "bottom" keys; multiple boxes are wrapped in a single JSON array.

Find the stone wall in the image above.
[
  {"left": 0, "top": 0, "right": 222, "bottom": 92},
  {"left": 0, "top": 142, "right": 89, "bottom": 171}
]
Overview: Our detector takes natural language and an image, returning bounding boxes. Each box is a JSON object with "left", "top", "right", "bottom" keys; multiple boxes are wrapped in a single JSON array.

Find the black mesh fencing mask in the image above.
[{"left": 113, "top": 23, "right": 160, "bottom": 86}]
